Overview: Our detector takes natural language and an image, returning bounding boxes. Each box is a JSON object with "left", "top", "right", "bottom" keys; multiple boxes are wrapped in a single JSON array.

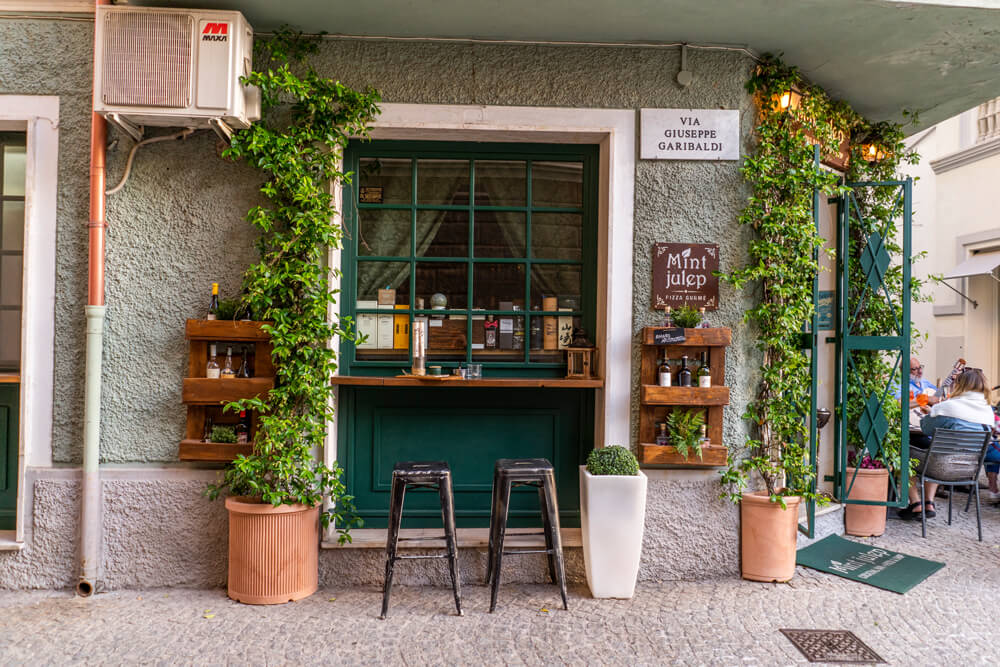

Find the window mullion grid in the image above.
[
  {"left": 408, "top": 157, "right": 417, "bottom": 371},
  {"left": 524, "top": 160, "right": 532, "bottom": 363}
]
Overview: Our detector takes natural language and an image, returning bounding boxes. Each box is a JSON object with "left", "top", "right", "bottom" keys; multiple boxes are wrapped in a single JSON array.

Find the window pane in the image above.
[
  {"left": 416, "top": 262, "right": 467, "bottom": 309},
  {"left": 3, "top": 144, "right": 26, "bottom": 197},
  {"left": 530, "top": 264, "right": 581, "bottom": 309},
  {"left": 531, "top": 212, "right": 581, "bottom": 261},
  {"left": 0, "top": 310, "right": 20, "bottom": 367},
  {"left": 358, "top": 157, "right": 411, "bottom": 205},
  {"left": 532, "top": 161, "right": 582, "bottom": 208},
  {"left": 417, "top": 159, "right": 469, "bottom": 205},
  {"left": 357, "top": 261, "right": 410, "bottom": 304},
  {"left": 426, "top": 314, "right": 467, "bottom": 362},
  {"left": 2, "top": 201, "right": 24, "bottom": 251},
  {"left": 358, "top": 209, "right": 409, "bottom": 257},
  {"left": 0, "top": 255, "right": 22, "bottom": 307},
  {"left": 417, "top": 209, "right": 468, "bottom": 257},
  {"left": 473, "top": 262, "right": 525, "bottom": 310},
  {"left": 475, "top": 211, "right": 525, "bottom": 258},
  {"left": 474, "top": 160, "right": 525, "bottom": 207}
]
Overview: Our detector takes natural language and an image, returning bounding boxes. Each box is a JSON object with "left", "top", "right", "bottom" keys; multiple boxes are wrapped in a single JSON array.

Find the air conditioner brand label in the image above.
[{"left": 202, "top": 22, "right": 228, "bottom": 41}]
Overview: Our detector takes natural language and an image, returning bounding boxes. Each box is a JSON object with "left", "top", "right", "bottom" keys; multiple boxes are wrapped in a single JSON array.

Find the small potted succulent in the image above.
[{"left": 579, "top": 445, "right": 647, "bottom": 598}]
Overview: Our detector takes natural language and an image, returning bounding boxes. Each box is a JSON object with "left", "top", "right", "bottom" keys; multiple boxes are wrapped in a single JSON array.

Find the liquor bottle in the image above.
[
  {"left": 221, "top": 346, "right": 236, "bottom": 378},
  {"left": 512, "top": 305, "right": 525, "bottom": 351},
  {"left": 202, "top": 415, "right": 213, "bottom": 443},
  {"left": 235, "top": 410, "right": 250, "bottom": 444},
  {"left": 206, "top": 344, "right": 221, "bottom": 379},
  {"left": 657, "top": 353, "right": 672, "bottom": 387},
  {"left": 655, "top": 422, "right": 669, "bottom": 446},
  {"left": 484, "top": 315, "right": 499, "bottom": 350},
  {"left": 700, "top": 424, "right": 710, "bottom": 447},
  {"left": 529, "top": 306, "right": 543, "bottom": 350},
  {"left": 697, "top": 351, "right": 711, "bottom": 387},
  {"left": 697, "top": 307, "right": 710, "bottom": 328},
  {"left": 208, "top": 282, "right": 220, "bottom": 320},
  {"left": 237, "top": 345, "right": 252, "bottom": 378},
  {"left": 678, "top": 355, "right": 692, "bottom": 387},
  {"left": 664, "top": 305, "right": 674, "bottom": 328}
]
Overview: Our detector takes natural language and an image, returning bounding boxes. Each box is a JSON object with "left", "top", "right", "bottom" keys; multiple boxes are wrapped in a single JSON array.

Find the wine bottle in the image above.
[
  {"left": 697, "top": 351, "right": 711, "bottom": 387},
  {"left": 655, "top": 422, "right": 669, "bottom": 446},
  {"left": 237, "top": 345, "right": 252, "bottom": 378},
  {"left": 235, "top": 410, "right": 249, "bottom": 444},
  {"left": 678, "top": 355, "right": 692, "bottom": 387},
  {"left": 206, "top": 344, "right": 220, "bottom": 379},
  {"left": 202, "top": 415, "right": 213, "bottom": 443},
  {"left": 221, "top": 346, "right": 236, "bottom": 378},
  {"left": 208, "top": 282, "right": 220, "bottom": 320},
  {"left": 699, "top": 424, "right": 710, "bottom": 446},
  {"left": 658, "top": 353, "right": 672, "bottom": 387}
]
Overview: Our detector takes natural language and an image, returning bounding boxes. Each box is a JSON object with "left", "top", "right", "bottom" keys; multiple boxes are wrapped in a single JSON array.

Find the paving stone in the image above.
[{"left": 3, "top": 494, "right": 1000, "bottom": 664}]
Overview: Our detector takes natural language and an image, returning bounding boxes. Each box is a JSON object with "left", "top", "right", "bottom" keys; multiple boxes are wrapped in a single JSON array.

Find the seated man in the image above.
[{"left": 897, "top": 356, "right": 939, "bottom": 448}]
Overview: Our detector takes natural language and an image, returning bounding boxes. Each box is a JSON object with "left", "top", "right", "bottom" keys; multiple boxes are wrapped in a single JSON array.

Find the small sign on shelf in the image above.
[{"left": 652, "top": 327, "right": 686, "bottom": 345}]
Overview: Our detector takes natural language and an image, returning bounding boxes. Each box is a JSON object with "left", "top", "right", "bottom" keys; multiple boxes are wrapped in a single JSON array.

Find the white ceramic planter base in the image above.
[{"left": 579, "top": 466, "right": 647, "bottom": 598}]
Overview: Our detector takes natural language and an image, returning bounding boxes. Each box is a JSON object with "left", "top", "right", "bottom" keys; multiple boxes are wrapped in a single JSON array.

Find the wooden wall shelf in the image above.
[
  {"left": 638, "top": 326, "right": 732, "bottom": 468},
  {"left": 179, "top": 319, "right": 274, "bottom": 462}
]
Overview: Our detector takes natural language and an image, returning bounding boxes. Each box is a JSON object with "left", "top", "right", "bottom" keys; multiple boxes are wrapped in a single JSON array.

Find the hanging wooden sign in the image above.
[{"left": 652, "top": 242, "right": 720, "bottom": 310}]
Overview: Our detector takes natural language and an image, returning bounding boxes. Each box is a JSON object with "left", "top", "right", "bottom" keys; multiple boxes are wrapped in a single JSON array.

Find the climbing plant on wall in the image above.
[
  {"left": 720, "top": 54, "right": 922, "bottom": 504},
  {"left": 206, "top": 29, "right": 381, "bottom": 542}
]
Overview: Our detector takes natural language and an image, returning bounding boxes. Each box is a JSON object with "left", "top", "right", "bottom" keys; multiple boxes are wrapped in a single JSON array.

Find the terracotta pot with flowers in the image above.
[{"left": 844, "top": 454, "right": 890, "bottom": 537}]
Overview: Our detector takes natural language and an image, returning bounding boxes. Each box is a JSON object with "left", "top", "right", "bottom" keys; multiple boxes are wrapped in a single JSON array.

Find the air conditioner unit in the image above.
[{"left": 93, "top": 5, "right": 261, "bottom": 141}]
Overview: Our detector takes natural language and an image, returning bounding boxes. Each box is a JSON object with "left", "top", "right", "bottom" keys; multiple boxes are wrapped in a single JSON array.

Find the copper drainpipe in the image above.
[{"left": 79, "top": 0, "right": 110, "bottom": 597}]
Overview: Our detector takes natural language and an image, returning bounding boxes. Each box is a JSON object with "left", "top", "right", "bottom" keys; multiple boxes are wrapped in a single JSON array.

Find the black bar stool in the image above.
[
  {"left": 380, "top": 461, "right": 462, "bottom": 619},
  {"left": 485, "top": 458, "right": 567, "bottom": 613}
]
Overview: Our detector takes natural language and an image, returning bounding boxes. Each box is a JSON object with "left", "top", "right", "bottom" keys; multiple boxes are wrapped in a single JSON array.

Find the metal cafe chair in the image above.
[{"left": 916, "top": 428, "right": 992, "bottom": 541}]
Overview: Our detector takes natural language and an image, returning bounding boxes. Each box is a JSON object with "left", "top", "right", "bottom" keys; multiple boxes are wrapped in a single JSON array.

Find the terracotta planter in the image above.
[
  {"left": 225, "top": 496, "right": 319, "bottom": 605},
  {"left": 740, "top": 491, "right": 800, "bottom": 583},
  {"left": 844, "top": 467, "right": 889, "bottom": 537}
]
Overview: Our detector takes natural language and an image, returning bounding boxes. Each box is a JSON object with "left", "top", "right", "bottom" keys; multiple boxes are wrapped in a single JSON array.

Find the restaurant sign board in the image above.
[
  {"left": 640, "top": 108, "right": 739, "bottom": 160},
  {"left": 653, "top": 242, "right": 719, "bottom": 310}
]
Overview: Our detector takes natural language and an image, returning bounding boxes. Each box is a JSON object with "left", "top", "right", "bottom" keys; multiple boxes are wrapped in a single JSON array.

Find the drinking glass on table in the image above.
[{"left": 466, "top": 363, "right": 482, "bottom": 380}]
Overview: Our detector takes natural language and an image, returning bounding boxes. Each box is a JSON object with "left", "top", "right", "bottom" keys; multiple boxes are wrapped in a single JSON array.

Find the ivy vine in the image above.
[
  {"left": 206, "top": 30, "right": 381, "bottom": 543},
  {"left": 720, "top": 55, "right": 924, "bottom": 505}
]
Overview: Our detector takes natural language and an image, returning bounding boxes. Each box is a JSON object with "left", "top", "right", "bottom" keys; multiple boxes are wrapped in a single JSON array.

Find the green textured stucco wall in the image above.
[{"left": 1, "top": 18, "right": 763, "bottom": 585}]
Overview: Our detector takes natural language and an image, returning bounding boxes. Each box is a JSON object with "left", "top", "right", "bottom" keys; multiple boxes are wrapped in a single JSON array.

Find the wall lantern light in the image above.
[
  {"left": 773, "top": 85, "right": 803, "bottom": 112},
  {"left": 861, "top": 143, "right": 887, "bottom": 162}
]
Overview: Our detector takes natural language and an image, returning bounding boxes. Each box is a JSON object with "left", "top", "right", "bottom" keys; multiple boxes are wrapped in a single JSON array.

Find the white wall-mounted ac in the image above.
[{"left": 93, "top": 5, "right": 260, "bottom": 141}]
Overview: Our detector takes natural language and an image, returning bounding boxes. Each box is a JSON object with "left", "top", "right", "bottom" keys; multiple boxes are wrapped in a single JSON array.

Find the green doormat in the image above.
[{"left": 796, "top": 535, "right": 944, "bottom": 594}]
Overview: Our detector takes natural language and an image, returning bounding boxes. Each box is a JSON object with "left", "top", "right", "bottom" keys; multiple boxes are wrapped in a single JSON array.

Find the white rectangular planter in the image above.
[{"left": 579, "top": 466, "right": 647, "bottom": 598}]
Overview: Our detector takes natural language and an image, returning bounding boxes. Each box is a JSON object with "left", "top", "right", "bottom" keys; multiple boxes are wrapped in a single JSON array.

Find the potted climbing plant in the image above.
[
  {"left": 719, "top": 56, "right": 846, "bottom": 583},
  {"left": 579, "top": 445, "right": 647, "bottom": 598},
  {"left": 206, "top": 29, "right": 380, "bottom": 605}
]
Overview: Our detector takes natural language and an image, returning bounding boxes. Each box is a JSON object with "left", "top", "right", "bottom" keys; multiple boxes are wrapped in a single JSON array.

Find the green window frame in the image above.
[{"left": 340, "top": 140, "right": 599, "bottom": 377}]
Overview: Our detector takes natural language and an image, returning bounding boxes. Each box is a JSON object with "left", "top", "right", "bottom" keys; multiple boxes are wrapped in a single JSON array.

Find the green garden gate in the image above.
[{"left": 833, "top": 178, "right": 913, "bottom": 511}]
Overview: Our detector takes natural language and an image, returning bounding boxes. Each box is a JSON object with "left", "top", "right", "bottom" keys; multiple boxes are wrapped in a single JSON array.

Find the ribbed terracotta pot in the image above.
[
  {"left": 740, "top": 491, "right": 801, "bottom": 583},
  {"left": 225, "top": 496, "right": 319, "bottom": 605},
  {"left": 844, "top": 467, "right": 889, "bottom": 537}
]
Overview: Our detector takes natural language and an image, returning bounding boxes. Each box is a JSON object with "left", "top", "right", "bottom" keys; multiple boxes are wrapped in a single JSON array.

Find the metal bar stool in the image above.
[
  {"left": 380, "top": 461, "right": 462, "bottom": 619},
  {"left": 485, "top": 458, "right": 567, "bottom": 613}
]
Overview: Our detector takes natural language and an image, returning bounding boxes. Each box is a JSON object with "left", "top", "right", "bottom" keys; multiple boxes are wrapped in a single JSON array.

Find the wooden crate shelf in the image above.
[
  {"left": 640, "top": 385, "right": 729, "bottom": 406},
  {"left": 638, "top": 326, "right": 731, "bottom": 468},
  {"left": 180, "top": 319, "right": 274, "bottom": 462},
  {"left": 638, "top": 443, "right": 728, "bottom": 467}
]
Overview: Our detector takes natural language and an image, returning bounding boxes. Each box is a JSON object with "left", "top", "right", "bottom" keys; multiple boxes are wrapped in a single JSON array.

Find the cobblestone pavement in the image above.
[{"left": 2, "top": 495, "right": 999, "bottom": 666}]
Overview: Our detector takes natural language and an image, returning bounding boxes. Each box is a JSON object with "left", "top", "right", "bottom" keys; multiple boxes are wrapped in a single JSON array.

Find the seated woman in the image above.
[{"left": 899, "top": 368, "right": 994, "bottom": 520}]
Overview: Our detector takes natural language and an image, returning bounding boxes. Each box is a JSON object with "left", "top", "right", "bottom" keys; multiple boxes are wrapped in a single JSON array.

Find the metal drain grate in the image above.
[{"left": 780, "top": 629, "right": 886, "bottom": 664}]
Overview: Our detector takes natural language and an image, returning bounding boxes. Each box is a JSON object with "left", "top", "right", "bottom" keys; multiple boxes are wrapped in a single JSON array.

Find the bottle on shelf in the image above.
[
  {"left": 699, "top": 423, "right": 710, "bottom": 447},
  {"left": 237, "top": 345, "right": 252, "bottom": 378},
  {"left": 206, "top": 344, "right": 221, "bottom": 379},
  {"left": 529, "top": 306, "right": 543, "bottom": 350},
  {"left": 202, "top": 415, "right": 213, "bottom": 443},
  {"left": 678, "top": 355, "right": 692, "bottom": 387},
  {"left": 697, "top": 307, "right": 710, "bottom": 328},
  {"left": 221, "top": 346, "right": 236, "bottom": 378},
  {"left": 663, "top": 305, "right": 674, "bottom": 327},
  {"left": 484, "top": 315, "right": 499, "bottom": 350},
  {"left": 208, "top": 282, "right": 220, "bottom": 320},
  {"left": 657, "top": 353, "right": 672, "bottom": 387},
  {"left": 655, "top": 422, "right": 669, "bottom": 446},
  {"left": 235, "top": 410, "right": 250, "bottom": 444},
  {"left": 697, "top": 351, "right": 711, "bottom": 387},
  {"left": 512, "top": 305, "right": 525, "bottom": 351}
]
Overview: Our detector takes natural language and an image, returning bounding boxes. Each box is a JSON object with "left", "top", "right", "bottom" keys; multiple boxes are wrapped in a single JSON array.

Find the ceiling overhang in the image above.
[{"left": 75, "top": 1, "right": 1000, "bottom": 128}]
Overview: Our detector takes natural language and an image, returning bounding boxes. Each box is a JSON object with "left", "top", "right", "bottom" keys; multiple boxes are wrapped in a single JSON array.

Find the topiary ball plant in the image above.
[{"left": 586, "top": 445, "right": 640, "bottom": 476}]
